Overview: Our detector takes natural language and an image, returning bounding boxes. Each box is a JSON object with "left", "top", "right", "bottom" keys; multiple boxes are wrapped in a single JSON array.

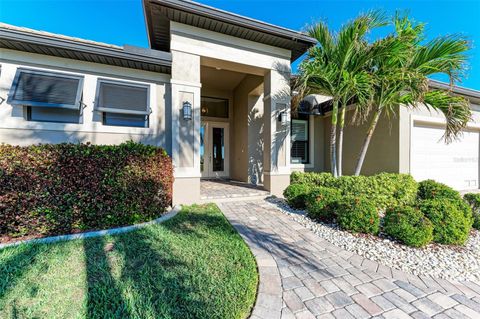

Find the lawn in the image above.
[{"left": 0, "top": 204, "right": 258, "bottom": 319}]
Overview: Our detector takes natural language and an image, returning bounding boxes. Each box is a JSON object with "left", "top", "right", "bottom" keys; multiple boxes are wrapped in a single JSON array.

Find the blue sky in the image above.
[{"left": 1, "top": 0, "right": 479, "bottom": 89}]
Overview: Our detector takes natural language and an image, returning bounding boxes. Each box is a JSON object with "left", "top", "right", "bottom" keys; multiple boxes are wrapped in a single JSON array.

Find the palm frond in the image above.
[
  {"left": 401, "top": 90, "right": 472, "bottom": 142},
  {"left": 411, "top": 35, "right": 469, "bottom": 83}
]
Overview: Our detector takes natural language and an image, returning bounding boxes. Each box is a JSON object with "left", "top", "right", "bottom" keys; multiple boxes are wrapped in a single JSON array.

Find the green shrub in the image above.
[
  {"left": 383, "top": 206, "right": 433, "bottom": 247},
  {"left": 290, "top": 171, "right": 336, "bottom": 187},
  {"left": 373, "top": 173, "right": 418, "bottom": 207},
  {"left": 336, "top": 196, "right": 379, "bottom": 234},
  {"left": 417, "top": 180, "right": 461, "bottom": 201},
  {"left": 0, "top": 141, "right": 173, "bottom": 240},
  {"left": 305, "top": 187, "right": 341, "bottom": 221},
  {"left": 418, "top": 198, "right": 472, "bottom": 245},
  {"left": 464, "top": 193, "right": 480, "bottom": 230},
  {"left": 283, "top": 183, "right": 311, "bottom": 209},
  {"left": 289, "top": 172, "right": 417, "bottom": 210}
]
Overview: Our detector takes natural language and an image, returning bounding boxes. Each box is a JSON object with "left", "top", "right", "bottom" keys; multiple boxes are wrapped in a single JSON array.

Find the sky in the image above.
[{"left": 1, "top": 0, "right": 479, "bottom": 90}]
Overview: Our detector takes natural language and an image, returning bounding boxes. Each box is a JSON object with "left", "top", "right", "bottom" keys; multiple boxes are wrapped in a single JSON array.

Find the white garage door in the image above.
[{"left": 411, "top": 122, "right": 479, "bottom": 190}]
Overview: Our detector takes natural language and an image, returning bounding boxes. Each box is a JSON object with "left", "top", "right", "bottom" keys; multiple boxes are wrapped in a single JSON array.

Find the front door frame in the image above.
[{"left": 201, "top": 120, "right": 230, "bottom": 178}]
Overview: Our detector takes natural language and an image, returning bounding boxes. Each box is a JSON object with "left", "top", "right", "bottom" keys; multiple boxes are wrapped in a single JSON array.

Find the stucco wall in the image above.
[
  {"left": 231, "top": 75, "right": 264, "bottom": 182},
  {"left": 323, "top": 109, "right": 400, "bottom": 176},
  {"left": 0, "top": 49, "right": 170, "bottom": 148}
]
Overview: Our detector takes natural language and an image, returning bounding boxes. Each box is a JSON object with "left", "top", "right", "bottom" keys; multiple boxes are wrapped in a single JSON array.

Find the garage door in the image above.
[{"left": 411, "top": 122, "right": 479, "bottom": 190}]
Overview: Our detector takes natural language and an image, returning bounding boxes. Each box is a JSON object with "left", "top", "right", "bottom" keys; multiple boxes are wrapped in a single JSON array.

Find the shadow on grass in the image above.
[
  {"left": 82, "top": 207, "right": 235, "bottom": 318},
  {"left": 0, "top": 244, "right": 42, "bottom": 300},
  {"left": 83, "top": 237, "right": 131, "bottom": 318},
  {"left": 2, "top": 205, "right": 255, "bottom": 319}
]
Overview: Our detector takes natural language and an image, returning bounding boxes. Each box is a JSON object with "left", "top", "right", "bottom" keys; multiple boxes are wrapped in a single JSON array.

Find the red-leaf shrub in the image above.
[{"left": 0, "top": 141, "right": 173, "bottom": 242}]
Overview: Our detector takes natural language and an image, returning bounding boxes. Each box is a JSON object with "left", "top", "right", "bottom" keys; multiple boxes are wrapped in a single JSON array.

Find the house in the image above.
[{"left": 0, "top": 0, "right": 478, "bottom": 205}]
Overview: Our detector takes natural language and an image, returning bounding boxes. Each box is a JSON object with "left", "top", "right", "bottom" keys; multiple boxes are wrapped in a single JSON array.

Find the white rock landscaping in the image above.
[{"left": 267, "top": 198, "right": 480, "bottom": 283}]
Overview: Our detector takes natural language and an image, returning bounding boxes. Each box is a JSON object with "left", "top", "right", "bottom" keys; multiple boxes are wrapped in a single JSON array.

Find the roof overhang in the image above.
[
  {"left": 0, "top": 24, "right": 172, "bottom": 74},
  {"left": 429, "top": 79, "right": 480, "bottom": 103},
  {"left": 143, "top": 0, "right": 317, "bottom": 62}
]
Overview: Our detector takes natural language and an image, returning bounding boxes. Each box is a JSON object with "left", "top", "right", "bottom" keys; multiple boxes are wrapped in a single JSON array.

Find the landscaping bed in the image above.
[
  {"left": 0, "top": 204, "right": 258, "bottom": 319},
  {"left": 269, "top": 198, "right": 480, "bottom": 282},
  {"left": 0, "top": 142, "right": 173, "bottom": 243},
  {"left": 280, "top": 172, "right": 480, "bottom": 282}
]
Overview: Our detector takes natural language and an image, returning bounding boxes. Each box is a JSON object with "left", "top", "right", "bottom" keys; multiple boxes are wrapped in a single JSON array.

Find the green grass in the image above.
[{"left": 0, "top": 204, "right": 258, "bottom": 319}]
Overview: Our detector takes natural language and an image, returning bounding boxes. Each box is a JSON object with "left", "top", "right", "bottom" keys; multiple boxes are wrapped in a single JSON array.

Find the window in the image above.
[
  {"left": 8, "top": 68, "right": 84, "bottom": 123},
  {"left": 291, "top": 114, "right": 309, "bottom": 164},
  {"left": 95, "top": 79, "right": 150, "bottom": 128},
  {"left": 201, "top": 96, "right": 228, "bottom": 118}
]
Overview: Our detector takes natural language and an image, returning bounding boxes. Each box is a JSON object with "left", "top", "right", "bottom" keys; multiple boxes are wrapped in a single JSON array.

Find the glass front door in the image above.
[{"left": 200, "top": 121, "right": 229, "bottom": 178}]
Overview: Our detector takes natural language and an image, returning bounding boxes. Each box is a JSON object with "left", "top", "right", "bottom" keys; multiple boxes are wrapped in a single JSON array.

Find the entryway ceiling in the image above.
[{"left": 201, "top": 66, "right": 247, "bottom": 91}]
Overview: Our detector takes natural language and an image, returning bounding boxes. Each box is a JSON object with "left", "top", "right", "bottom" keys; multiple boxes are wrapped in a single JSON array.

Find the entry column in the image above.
[
  {"left": 263, "top": 67, "right": 291, "bottom": 196},
  {"left": 170, "top": 50, "right": 201, "bottom": 204}
]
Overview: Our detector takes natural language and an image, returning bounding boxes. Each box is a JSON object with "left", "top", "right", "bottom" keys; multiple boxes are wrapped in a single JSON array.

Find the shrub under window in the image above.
[
  {"left": 283, "top": 183, "right": 311, "bottom": 209},
  {"left": 0, "top": 142, "right": 173, "bottom": 241}
]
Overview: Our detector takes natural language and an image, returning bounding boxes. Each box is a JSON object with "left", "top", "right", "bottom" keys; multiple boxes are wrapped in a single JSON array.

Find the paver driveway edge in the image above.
[{"left": 217, "top": 200, "right": 480, "bottom": 319}]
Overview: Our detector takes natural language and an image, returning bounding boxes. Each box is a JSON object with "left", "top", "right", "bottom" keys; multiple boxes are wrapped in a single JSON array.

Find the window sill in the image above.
[{"left": 290, "top": 163, "right": 314, "bottom": 169}]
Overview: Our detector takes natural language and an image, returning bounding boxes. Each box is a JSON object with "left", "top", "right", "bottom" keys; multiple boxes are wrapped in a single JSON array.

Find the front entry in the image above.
[{"left": 201, "top": 121, "right": 230, "bottom": 178}]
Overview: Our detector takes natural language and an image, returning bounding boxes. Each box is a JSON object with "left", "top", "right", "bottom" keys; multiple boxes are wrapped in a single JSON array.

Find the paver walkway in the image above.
[
  {"left": 218, "top": 200, "right": 480, "bottom": 319},
  {"left": 201, "top": 179, "right": 269, "bottom": 200}
]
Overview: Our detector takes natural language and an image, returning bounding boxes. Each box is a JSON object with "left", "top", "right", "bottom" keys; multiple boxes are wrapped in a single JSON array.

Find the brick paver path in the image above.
[
  {"left": 218, "top": 200, "right": 480, "bottom": 319},
  {"left": 201, "top": 179, "right": 269, "bottom": 200}
]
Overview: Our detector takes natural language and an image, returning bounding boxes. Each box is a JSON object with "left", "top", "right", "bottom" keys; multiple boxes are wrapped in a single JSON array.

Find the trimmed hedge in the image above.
[
  {"left": 283, "top": 183, "right": 311, "bottom": 209},
  {"left": 336, "top": 196, "right": 379, "bottom": 234},
  {"left": 290, "top": 172, "right": 417, "bottom": 210},
  {"left": 418, "top": 199, "right": 472, "bottom": 245},
  {"left": 290, "top": 171, "right": 336, "bottom": 186},
  {"left": 464, "top": 193, "right": 480, "bottom": 230},
  {"left": 383, "top": 206, "right": 433, "bottom": 247},
  {"left": 417, "top": 179, "right": 461, "bottom": 201},
  {"left": 305, "top": 187, "right": 341, "bottom": 221},
  {"left": 0, "top": 142, "right": 173, "bottom": 241}
]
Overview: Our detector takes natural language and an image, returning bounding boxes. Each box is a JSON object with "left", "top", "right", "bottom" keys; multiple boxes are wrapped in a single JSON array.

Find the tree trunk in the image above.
[
  {"left": 354, "top": 108, "right": 382, "bottom": 176},
  {"left": 337, "top": 106, "right": 346, "bottom": 177},
  {"left": 330, "top": 100, "right": 339, "bottom": 177}
]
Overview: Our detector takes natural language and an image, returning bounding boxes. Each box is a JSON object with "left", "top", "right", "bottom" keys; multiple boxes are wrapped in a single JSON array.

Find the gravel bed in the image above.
[{"left": 267, "top": 198, "right": 480, "bottom": 283}]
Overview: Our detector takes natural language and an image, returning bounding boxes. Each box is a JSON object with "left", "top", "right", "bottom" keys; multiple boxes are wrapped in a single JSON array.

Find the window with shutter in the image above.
[
  {"left": 95, "top": 79, "right": 150, "bottom": 128},
  {"left": 8, "top": 68, "right": 84, "bottom": 123},
  {"left": 291, "top": 118, "right": 309, "bottom": 164}
]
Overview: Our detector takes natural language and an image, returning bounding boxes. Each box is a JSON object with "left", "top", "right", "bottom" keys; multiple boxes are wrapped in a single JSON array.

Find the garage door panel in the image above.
[{"left": 411, "top": 123, "right": 479, "bottom": 190}]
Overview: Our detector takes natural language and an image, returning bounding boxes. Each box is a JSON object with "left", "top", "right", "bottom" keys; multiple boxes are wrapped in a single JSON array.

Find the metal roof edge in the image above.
[
  {"left": 429, "top": 79, "right": 480, "bottom": 100},
  {"left": 0, "top": 24, "right": 172, "bottom": 68},
  {"left": 148, "top": 0, "right": 316, "bottom": 45}
]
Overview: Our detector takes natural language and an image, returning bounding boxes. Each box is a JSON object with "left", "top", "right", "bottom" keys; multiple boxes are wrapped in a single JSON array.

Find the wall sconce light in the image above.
[
  {"left": 182, "top": 101, "right": 192, "bottom": 120},
  {"left": 279, "top": 111, "right": 288, "bottom": 125}
]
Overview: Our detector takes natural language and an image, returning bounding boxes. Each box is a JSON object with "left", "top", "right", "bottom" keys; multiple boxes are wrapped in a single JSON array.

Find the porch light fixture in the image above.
[
  {"left": 182, "top": 101, "right": 192, "bottom": 120},
  {"left": 279, "top": 111, "right": 288, "bottom": 125}
]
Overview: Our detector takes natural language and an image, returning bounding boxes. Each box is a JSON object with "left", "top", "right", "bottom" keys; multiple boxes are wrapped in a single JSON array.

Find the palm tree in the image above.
[
  {"left": 296, "top": 11, "right": 386, "bottom": 176},
  {"left": 353, "top": 14, "right": 471, "bottom": 176}
]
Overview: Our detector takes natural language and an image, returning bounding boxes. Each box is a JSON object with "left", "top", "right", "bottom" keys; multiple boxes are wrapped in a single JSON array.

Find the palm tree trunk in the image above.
[
  {"left": 354, "top": 108, "right": 382, "bottom": 176},
  {"left": 330, "top": 100, "right": 339, "bottom": 177},
  {"left": 337, "top": 105, "right": 346, "bottom": 176}
]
